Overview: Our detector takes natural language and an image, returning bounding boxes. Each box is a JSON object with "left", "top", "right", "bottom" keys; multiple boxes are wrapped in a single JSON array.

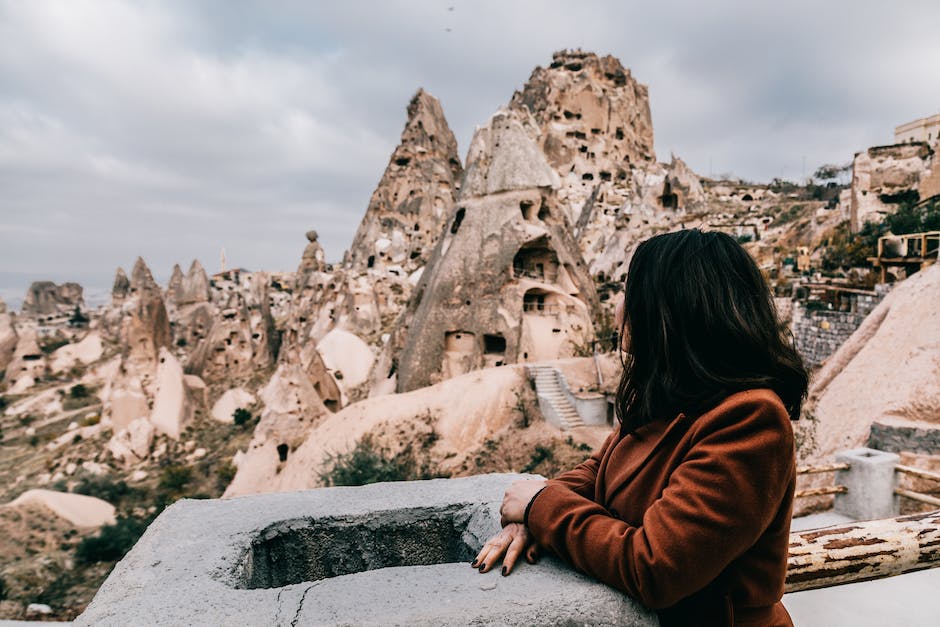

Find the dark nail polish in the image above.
[
  {"left": 501, "top": 566, "right": 508, "bottom": 576},
  {"left": 478, "top": 563, "right": 486, "bottom": 572}
]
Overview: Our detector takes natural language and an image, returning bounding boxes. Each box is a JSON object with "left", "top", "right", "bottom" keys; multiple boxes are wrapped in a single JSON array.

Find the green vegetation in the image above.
[
  {"left": 822, "top": 197, "right": 940, "bottom": 272},
  {"left": 232, "top": 407, "right": 252, "bottom": 427},
  {"left": 75, "top": 517, "right": 148, "bottom": 564},
  {"left": 72, "top": 476, "right": 135, "bottom": 505},
  {"left": 68, "top": 306, "right": 89, "bottom": 327},
  {"left": 319, "top": 435, "right": 444, "bottom": 487},
  {"left": 39, "top": 336, "right": 70, "bottom": 355},
  {"left": 158, "top": 464, "right": 194, "bottom": 494},
  {"left": 69, "top": 384, "right": 89, "bottom": 399},
  {"left": 522, "top": 445, "right": 555, "bottom": 473},
  {"left": 62, "top": 384, "right": 97, "bottom": 411}
]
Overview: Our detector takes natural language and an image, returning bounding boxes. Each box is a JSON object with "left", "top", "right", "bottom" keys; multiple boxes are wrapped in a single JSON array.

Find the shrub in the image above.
[
  {"left": 232, "top": 407, "right": 252, "bottom": 427},
  {"left": 75, "top": 517, "right": 147, "bottom": 564},
  {"left": 158, "top": 464, "right": 193, "bottom": 493},
  {"left": 39, "top": 336, "right": 69, "bottom": 354},
  {"left": 72, "top": 476, "right": 134, "bottom": 504},
  {"left": 320, "top": 435, "right": 440, "bottom": 487},
  {"left": 69, "top": 384, "right": 89, "bottom": 399},
  {"left": 215, "top": 460, "right": 237, "bottom": 492},
  {"left": 522, "top": 445, "right": 555, "bottom": 473},
  {"left": 0, "top": 574, "right": 7, "bottom": 601}
]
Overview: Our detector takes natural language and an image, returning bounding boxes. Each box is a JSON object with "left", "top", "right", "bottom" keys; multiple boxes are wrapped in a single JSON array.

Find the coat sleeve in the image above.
[
  {"left": 545, "top": 428, "right": 618, "bottom": 499},
  {"left": 525, "top": 395, "right": 794, "bottom": 609}
]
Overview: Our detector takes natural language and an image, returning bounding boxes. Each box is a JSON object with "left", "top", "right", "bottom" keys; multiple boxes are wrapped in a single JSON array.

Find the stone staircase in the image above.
[{"left": 529, "top": 365, "right": 584, "bottom": 430}]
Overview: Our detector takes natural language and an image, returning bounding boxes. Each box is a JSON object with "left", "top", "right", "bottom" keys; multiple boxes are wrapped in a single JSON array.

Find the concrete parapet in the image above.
[
  {"left": 834, "top": 448, "right": 900, "bottom": 521},
  {"left": 76, "top": 474, "right": 657, "bottom": 626}
]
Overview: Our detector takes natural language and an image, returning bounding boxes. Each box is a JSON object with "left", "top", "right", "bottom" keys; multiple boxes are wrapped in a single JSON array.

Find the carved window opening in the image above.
[
  {"left": 660, "top": 180, "right": 679, "bottom": 209},
  {"left": 483, "top": 334, "right": 506, "bottom": 355},
  {"left": 450, "top": 208, "right": 465, "bottom": 234}
]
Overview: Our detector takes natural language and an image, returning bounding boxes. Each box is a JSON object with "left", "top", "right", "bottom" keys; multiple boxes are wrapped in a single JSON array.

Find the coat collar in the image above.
[{"left": 602, "top": 412, "right": 693, "bottom": 504}]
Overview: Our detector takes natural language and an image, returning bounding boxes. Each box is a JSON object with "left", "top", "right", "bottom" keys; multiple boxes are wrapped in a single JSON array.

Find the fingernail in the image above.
[
  {"left": 501, "top": 566, "right": 508, "bottom": 576},
  {"left": 470, "top": 560, "right": 478, "bottom": 568},
  {"left": 478, "top": 563, "right": 486, "bottom": 572}
]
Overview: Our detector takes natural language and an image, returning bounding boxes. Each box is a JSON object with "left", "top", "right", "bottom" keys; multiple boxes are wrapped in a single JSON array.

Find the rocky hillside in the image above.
[{"left": 3, "top": 48, "right": 933, "bottom": 619}]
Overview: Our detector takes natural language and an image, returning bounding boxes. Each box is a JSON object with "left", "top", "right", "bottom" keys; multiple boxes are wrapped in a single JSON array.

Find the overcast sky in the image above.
[{"left": 1, "top": 0, "right": 939, "bottom": 308}]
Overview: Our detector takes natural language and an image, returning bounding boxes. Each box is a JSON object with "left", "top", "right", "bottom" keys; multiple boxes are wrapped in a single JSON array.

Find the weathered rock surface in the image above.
[
  {"left": 510, "top": 48, "right": 655, "bottom": 224},
  {"left": 107, "top": 416, "right": 155, "bottom": 464},
  {"left": 0, "top": 299, "right": 17, "bottom": 375},
  {"left": 148, "top": 348, "right": 191, "bottom": 440},
  {"left": 223, "top": 363, "right": 329, "bottom": 496},
  {"left": 20, "top": 281, "right": 84, "bottom": 317},
  {"left": 343, "top": 89, "right": 463, "bottom": 274},
  {"left": 210, "top": 387, "right": 256, "bottom": 424},
  {"left": 316, "top": 328, "right": 375, "bottom": 391},
  {"left": 850, "top": 142, "right": 933, "bottom": 231},
  {"left": 5, "top": 489, "right": 115, "bottom": 528},
  {"left": 393, "top": 106, "right": 598, "bottom": 393},
  {"left": 49, "top": 331, "right": 104, "bottom": 374},
  {"left": 5, "top": 327, "right": 45, "bottom": 393},
  {"left": 111, "top": 266, "right": 130, "bottom": 303},
  {"left": 168, "top": 260, "right": 210, "bottom": 306},
  {"left": 803, "top": 264, "right": 940, "bottom": 466}
]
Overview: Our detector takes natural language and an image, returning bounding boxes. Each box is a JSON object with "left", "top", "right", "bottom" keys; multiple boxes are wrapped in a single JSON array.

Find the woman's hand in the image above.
[
  {"left": 499, "top": 478, "right": 548, "bottom": 526},
  {"left": 472, "top": 523, "right": 540, "bottom": 575}
]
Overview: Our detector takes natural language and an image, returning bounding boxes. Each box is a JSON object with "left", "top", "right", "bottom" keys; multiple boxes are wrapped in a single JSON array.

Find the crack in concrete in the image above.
[{"left": 290, "top": 582, "right": 321, "bottom": 627}]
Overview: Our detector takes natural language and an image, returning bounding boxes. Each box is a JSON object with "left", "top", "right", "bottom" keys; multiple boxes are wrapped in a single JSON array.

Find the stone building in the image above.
[
  {"left": 895, "top": 112, "right": 940, "bottom": 146},
  {"left": 849, "top": 142, "right": 934, "bottom": 232}
]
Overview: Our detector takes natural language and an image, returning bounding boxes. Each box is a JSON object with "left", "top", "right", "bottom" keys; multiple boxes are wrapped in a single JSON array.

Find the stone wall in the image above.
[{"left": 792, "top": 290, "right": 886, "bottom": 366}]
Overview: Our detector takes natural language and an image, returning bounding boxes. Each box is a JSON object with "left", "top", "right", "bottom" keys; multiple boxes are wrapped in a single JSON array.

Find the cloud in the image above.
[{"left": 0, "top": 0, "right": 938, "bottom": 306}]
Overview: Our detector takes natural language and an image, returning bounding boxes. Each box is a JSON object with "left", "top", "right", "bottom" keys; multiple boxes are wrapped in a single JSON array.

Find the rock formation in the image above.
[
  {"left": 120, "top": 258, "right": 172, "bottom": 368},
  {"left": 277, "top": 88, "right": 464, "bottom": 407},
  {"left": 393, "top": 107, "right": 598, "bottom": 393},
  {"left": 172, "top": 260, "right": 210, "bottom": 306},
  {"left": 185, "top": 271, "right": 277, "bottom": 384},
  {"left": 509, "top": 49, "right": 656, "bottom": 224},
  {"left": 802, "top": 263, "right": 940, "bottom": 467},
  {"left": 224, "top": 363, "right": 329, "bottom": 495},
  {"left": 148, "top": 348, "right": 192, "bottom": 440},
  {"left": 0, "top": 298, "right": 17, "bottom": 376},
  {"left": 343, "top": 89, "right": 463, "bottom": 274},
  {"left": 20, "top": 281, "right": 84, "bottom": 318},
  {"left": 111, "top": 267, "right": 130, "bottom": 303},
  {"left": 4, "top": 328, "right": 45, "bottom": 393},
  {"left": 850, "top": 142, "right": 934, "bottom": 231}
]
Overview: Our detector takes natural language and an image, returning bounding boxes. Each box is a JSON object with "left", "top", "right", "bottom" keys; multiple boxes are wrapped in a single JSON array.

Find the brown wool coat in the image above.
[{"left": 527, "top": 388, "right": 796, "bottom": 627}]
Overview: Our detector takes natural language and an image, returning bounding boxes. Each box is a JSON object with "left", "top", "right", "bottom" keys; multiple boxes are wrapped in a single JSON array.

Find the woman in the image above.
[{"left": 473, "top": 229, "right": 808, "bottom": 626}]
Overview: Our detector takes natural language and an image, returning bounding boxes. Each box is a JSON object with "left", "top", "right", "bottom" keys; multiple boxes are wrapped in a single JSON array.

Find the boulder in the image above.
[
  {"left": 316, "top": 329, "right": 375, "bottom": 389},
  {"left": 108, "top": 417, "right": 155, "bottom": 464},
  {"left": 211, "top": 387, "right": 256, "bottom": 424},
  {"left": 7, "top": 489, "right": 116, "bottom": 528},
  {"left": 149, "top": 348, "right": 191, "bottom": 440}
]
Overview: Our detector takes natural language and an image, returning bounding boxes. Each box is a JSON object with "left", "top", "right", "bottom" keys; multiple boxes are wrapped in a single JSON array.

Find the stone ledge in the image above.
[{"left": 75, "top": 474, "right": 657, "bottom": 626}]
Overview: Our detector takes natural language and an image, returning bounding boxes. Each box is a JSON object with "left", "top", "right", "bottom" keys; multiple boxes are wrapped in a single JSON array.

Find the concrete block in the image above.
[
  {"left": 75, "top": 474, "right": 657, "bottom": 626},
  {"left": 834, "top": 448, "right": 900, "bottom": 521}
]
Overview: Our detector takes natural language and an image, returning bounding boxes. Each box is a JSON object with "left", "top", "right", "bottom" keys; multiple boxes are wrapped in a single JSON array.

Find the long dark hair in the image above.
[{"left": 615, "top": 229, "right": 807, "bottom": 435}]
